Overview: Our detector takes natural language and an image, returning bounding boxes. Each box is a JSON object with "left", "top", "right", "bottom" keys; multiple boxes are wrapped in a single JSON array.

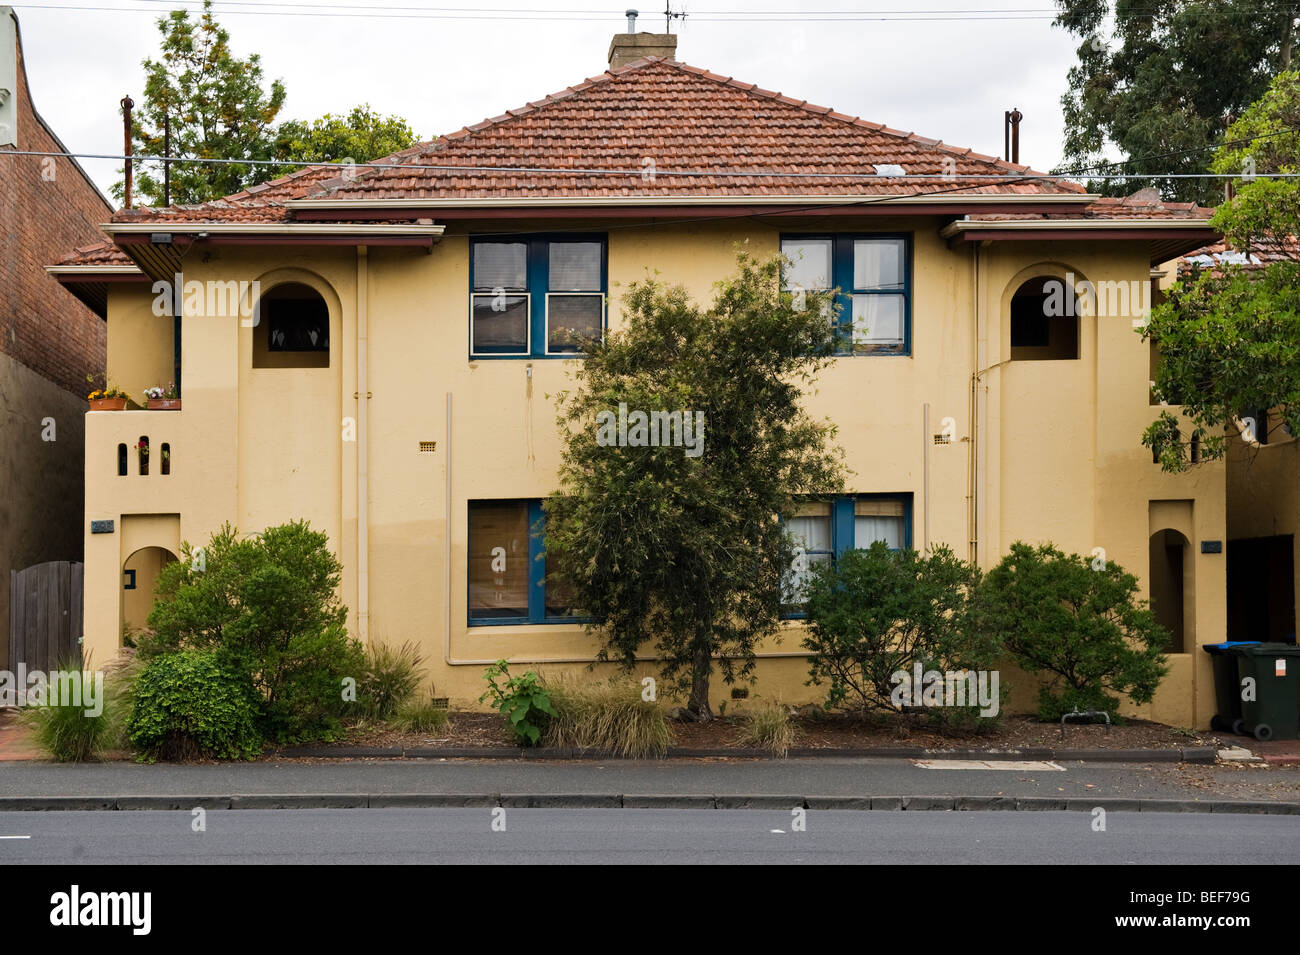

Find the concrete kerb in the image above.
[
  {"left": 1, "top": 794, "right": 1296, "bottom": 813},
  {"left": 271, "top": 745, "right": 1220, "bottom": 763}
]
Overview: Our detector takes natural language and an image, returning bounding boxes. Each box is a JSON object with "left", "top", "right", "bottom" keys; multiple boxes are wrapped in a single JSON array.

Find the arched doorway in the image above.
[
  {"left": 121, "top": 546, "right": 178, "bottom": 641},
  {"left": 1149, "top": 529, "right": 1191, "bottom": 653}
]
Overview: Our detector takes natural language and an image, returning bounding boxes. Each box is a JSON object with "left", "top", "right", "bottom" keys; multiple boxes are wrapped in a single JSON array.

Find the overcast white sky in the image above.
[{"left": 11, "top": 0, "right": 1085, "bottom": 205}]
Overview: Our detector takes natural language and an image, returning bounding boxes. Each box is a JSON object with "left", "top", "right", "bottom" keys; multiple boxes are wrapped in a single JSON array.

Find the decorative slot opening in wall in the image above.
[
  {"left": 137, "top": 436, "right": 149, "bottom": 475},
  {"left": 117, "top": 443, "right": 128, "bottom": 476},
  {"left": 418, "top": 441, "right": 437, "bottom": 453},
  {"left": 730, "top": 688, "right": 749, "bottom": 700},
  {"left": 161, "top": 442, "right": 171, "bottom": 475}
]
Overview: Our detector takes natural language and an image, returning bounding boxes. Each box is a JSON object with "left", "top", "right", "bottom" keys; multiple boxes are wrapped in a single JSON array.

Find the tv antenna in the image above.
[{"left": 664, "top": 2, "right": 687, "bottom": 33}]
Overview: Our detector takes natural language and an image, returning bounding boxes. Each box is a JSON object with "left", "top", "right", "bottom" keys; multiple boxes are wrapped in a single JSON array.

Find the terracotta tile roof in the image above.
[
  {"left": 87, "top": 58, "right": 1223, "bottom": 239},
  {"left": 109, "top": 57, "right": 1089, "bottom": 227},
  {"left": 110, "top": 159, "right": 349, "bottom": 224},
  {"left": 55, "top": 241, "right": 134, "bottom": 267},
  {"left": 1178, "top": 235, "right": 1300, "bottom": 273},
  {"left": 315, "top": 58, "right": 1084, "bottom": 201},
  {"left": 967, "top": 190, "right": 1216, "bottom": 222}
]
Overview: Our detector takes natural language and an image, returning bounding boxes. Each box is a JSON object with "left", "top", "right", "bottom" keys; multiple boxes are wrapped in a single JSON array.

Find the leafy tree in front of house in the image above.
[
  {"left": 543, "top": 251, "right": 846, "bottom": 721},
  {"left": 973, "top": 541, "right": 1168, "bottom": 720},
  {"left": 1144, "top": 70, "right": 1300, "bottom": 471},
  {"left": 140, "top": 520, "right": 363, "bottom": 743},
  {"left": 274, "top": 105, "right": 422, "bottom": 176},
  {"left": 1052, "top": 0, "right": 1299, "bottom": 203},
  {"left": 114, "top": 0, "right": 287, "bottom": 206},
  {"left": 802, "top": 542, "right": 1001, "bottom": 727}
]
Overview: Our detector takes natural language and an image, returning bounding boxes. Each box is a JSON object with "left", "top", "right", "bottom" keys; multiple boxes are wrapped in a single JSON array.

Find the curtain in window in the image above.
[{"left": 468, "top": 502, "right": 530, "bottom": 618}]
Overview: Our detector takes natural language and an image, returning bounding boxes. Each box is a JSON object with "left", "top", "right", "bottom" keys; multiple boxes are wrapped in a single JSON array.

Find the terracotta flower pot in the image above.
[
  {"left": 88, "top": 397, "right": 127, "bottom": 411},
  {"left": 147, "top": 397, "right": 181, "bottom": 410}
]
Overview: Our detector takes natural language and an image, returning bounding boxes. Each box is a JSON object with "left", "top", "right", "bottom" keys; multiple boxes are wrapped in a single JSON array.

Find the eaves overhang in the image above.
[
  {"left": 100, "top": 222, "right": 446, "bottom": 280},
  {"left": 44, "top": 264, "right": 148, "bottom": 319},
  {"left": 939, "top": 218, "right": 1221, "bottom": 267}
]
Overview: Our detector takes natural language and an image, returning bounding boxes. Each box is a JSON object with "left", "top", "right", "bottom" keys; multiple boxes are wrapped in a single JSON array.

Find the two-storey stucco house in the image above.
[{"left": 52, "top": 32, "right": 1225, "bottom": 724}]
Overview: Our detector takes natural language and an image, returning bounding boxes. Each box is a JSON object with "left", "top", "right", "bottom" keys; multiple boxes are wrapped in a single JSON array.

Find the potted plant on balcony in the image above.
[
  {"left": 86, "top": 375, "right": 130, "bottom": 411},
  {"left": 144, "top": 383, "right": 180, "bottom": 411}
]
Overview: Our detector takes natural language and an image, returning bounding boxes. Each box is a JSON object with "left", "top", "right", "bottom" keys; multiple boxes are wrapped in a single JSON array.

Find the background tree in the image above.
[
  {"left": 114, "top": 0, "right": 286, "bottom": 206},
  {"left": 544, "top": 251, "right": 846, "bottom": 721},
  {"left": 1144, "top": 70, "right": 1300, "bottom": 470},
  {"left": 273, "top": 105, "right": 422, "bottom": 175},
  {"left": 1053, "top": 0, "right": 1299, "bottom": 203}
]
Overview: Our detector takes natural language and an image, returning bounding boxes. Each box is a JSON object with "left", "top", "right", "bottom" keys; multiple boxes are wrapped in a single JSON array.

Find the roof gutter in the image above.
[
  {"left": 103, "top": 222, "right": 445, "bottom": 240},
  {"left": 940, "top": 218, "right": 1215, "bottom": 236}
]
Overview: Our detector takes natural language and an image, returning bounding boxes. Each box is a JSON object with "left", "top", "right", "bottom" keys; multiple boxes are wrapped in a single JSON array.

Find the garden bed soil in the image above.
[{"left": 295, "top": 711, "right": 1221, "bottom": 754}]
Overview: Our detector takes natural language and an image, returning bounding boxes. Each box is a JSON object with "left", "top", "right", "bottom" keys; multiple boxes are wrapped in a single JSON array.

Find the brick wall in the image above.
[{"left": 0, "top": 15, "right": 110, "bottom": 396}]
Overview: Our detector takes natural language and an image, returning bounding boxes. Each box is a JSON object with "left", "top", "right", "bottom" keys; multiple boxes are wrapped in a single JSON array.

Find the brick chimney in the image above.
[{"left": 608, "top": 9, "right": 677, "bottom": 69}]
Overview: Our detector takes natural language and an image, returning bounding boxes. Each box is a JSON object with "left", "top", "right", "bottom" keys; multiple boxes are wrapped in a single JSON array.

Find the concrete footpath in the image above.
[{"left": 1, "top": 757, "right": 1298, "bottom": 814}]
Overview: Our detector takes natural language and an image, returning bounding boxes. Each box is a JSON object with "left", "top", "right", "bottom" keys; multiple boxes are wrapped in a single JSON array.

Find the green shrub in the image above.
[
  {"left": 479, "top": 660, "right": 556, "bottom": 746},
  {"left": 142, "top": 520, "right": 364, "bottom": 743},
  {"left": 739, "top": 701, "right": 795, "bottom": 758},
  {"left": 21, "top": 656, "right": 110, "bottom": 762},
  {"left": 127, "top": 650, "right": 263, "bottom": 761},
  {"left": 802, "top": 542, "right": 1000, "bottom": 725},
  {"left": 974, "top": 541, "right": 1169, "bottom": 720},
  {"left": 544, "top": 678, "right": 674, "bottom": 758},
  {"left": 390, "top": 698, "right": 450, "bottom": 734},
  {"left": 358, "top": 639, "right": 424, "bottom": 720}
]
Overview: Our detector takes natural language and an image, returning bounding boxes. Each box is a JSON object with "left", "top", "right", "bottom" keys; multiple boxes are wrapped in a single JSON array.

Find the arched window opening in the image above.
[
  {"left": 253, "top": 282, "right": 330, "bottom": 369},
  {"left": 1010, "top": 275, "right": 1079, "bottom": 361}
]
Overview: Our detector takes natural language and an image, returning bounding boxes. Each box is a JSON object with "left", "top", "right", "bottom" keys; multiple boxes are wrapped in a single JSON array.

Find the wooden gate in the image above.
[{"left": 8, "top": 561, "right": 84, "bottom": 671}]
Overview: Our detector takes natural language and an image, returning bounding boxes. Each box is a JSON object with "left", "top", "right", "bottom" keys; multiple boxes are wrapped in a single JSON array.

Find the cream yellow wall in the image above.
[
  {"left": 81, "top": 218, "right": 1222, "bottom": 725},
  {"left": 105, "top": 287, "right": 173, "bottom": 406}
]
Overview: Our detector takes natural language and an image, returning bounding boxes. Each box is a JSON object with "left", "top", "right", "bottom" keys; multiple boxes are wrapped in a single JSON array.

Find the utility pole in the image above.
[
  {"left": 163, "top": 112, "right": 171, "bottom": 207},
  {"left": 121, "top": 95, "right": 133, "bottom": 209}
]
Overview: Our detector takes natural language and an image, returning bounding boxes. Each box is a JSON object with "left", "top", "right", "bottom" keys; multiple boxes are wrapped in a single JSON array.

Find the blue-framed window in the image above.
[
  {"left": 470, "top": 236, "right": 607, "bottom": 358},
  {"left": 782, "top": 494, "right": 913, "bottom": 610},
  {"left": 780, "top": 234, "right": 911, "bottom": 355},
  {"left": 467, "top": 499, "right": 582, "bottom": 625}
]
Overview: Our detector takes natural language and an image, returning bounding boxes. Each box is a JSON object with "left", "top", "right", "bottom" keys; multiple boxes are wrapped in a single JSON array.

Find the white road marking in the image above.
[
  {"left": 0, "top": 835, "right": 31, "bottom": 840},
  {"left": 769, "top": 829, "right": 785, "bottom": 834},
  {"left": 913, "top": 759, "right": 1065, "bottom": 771}
]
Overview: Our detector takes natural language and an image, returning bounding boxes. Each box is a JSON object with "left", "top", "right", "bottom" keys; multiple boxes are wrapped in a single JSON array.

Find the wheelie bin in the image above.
[
  {"left": 1235, "top": 643, "right": 1300, "bottom": 741},
  {"left": 1202, "top": 642, "right": 1260, "bottom": 733}
]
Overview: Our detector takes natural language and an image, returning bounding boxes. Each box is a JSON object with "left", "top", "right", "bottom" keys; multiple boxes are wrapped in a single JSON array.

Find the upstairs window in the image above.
[
  {"left": 1010, "top": 276, "right": 1079, "bottom": 360},
  {"left": 254, "top": 283, "right": 330, "bottom": 369},
  {"left": 471, "top": 237, "right": 606, "bottom": 358},
  {"left": 780, "top": 234, "right": 910, "bottom": 355}
]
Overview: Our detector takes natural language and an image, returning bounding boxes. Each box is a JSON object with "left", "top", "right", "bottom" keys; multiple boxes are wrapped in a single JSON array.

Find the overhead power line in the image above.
[{"left": 5, "top": 146, "right": 1300, "bottom": 181}]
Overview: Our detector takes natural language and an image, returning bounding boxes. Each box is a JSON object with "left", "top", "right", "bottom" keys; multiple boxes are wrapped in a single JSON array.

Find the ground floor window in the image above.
[
  {"left": 467, "top": 500, "right": 581, "bottom": 625},
  {"left": 782, "top": 494, "right": 911, "bottom": 611}
]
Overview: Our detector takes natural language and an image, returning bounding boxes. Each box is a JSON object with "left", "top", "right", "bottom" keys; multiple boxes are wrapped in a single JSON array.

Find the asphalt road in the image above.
[
  {"left": 1, "top": 808, "right": 1295, "bottom": 864},
  {"left": 2, "top": 758, "right": 1297, "bottom": 802}
]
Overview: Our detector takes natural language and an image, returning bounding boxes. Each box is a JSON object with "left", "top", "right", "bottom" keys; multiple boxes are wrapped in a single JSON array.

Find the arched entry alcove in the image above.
[
  {"left": 1149, "top": 529, "right": 1192, "bottom": 653},
  {"left": 121, "top": 546, "right": 178, "bottom": 639}
]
